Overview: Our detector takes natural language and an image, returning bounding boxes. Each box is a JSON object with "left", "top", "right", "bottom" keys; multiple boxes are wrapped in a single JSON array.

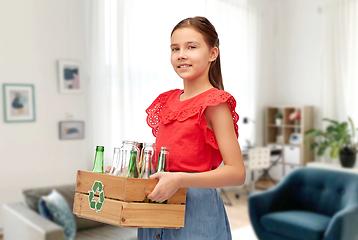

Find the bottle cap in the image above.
[{"left": 96, "top": 146, "right": 104, "bottom": 151}]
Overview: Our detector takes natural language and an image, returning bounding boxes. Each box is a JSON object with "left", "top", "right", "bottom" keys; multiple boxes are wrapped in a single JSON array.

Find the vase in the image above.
[
  {"left": 339, "top": 147, "right": 357, "bottom": 168},
  {"left": 275, "top": 119, "right": 282, "bottom": 125}
]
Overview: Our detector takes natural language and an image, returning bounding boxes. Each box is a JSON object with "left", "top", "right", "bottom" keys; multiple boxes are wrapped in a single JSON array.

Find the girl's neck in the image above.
[{"left": 181, "top": 78, "right": 214, "bottom": 101}]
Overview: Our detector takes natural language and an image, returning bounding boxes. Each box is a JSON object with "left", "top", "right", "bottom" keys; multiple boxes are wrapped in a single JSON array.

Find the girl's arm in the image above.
[{"left": 148, "top": 102, "right": 246, "bottom": 203}]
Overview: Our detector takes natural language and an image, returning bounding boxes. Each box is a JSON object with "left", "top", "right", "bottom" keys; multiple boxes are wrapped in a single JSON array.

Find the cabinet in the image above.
[{"left": 265, "top": 106, "right": 314, "bottom": 180}]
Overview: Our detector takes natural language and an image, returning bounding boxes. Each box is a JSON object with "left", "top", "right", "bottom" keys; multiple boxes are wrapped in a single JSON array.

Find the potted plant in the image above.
[
  {"left": 305, "top": 117, "right": 358, "bottom": 168},
  {"left": 275, "top": 112, "right": 283, "bottom": 125}
]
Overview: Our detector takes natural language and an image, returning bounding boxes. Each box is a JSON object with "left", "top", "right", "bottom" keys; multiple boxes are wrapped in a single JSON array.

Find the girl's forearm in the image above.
[{"left": 177, "top": 164, "right": 246, "bottom": 189}]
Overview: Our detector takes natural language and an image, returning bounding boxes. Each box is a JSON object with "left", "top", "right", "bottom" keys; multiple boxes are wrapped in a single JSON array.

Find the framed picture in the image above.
[
  {"left": 59, "top": 121, "right": 85, "bottom": 140},
  {"left": 2, "top": 84, "right": 36, "bottom": 123},
  {"left": 57, "top": 60, "right": 82, "bottom": 94}
]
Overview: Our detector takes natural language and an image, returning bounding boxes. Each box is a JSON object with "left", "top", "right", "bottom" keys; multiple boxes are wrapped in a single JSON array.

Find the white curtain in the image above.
[
  {"left": 84, "top": 0, "right": 261, "bottom": 165},
  {"left": 322, "top": 0, "right": 358, "bottom": 125}
]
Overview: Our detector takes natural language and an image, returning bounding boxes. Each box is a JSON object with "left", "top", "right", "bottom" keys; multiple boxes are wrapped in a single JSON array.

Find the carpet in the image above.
[{"left": 231, "top": 225, "right": 258, "bottom": 240}]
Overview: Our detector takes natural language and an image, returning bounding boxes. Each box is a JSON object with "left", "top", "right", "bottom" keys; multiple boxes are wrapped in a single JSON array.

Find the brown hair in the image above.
[{"left": 171, "top": 16, "right": 224, "bottom": 90}]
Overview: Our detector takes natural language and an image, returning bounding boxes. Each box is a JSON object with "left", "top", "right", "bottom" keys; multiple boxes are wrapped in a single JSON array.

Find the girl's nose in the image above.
[{"left": 178, "top": 51, "right": 187, "bottom": 60}]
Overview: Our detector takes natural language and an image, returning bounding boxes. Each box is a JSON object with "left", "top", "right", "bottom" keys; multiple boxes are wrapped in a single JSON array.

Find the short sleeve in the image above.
[
  {"left": 198, "top": 90, "right": 239, "bottom": 149},
  {"left": 146, "top": 90, "right": 177, "bottom": 137}
]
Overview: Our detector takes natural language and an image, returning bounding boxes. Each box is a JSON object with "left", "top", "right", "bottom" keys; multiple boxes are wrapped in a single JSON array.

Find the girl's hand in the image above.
[{"left": 148, "top": 172, "right": 181, "bottom": 202}]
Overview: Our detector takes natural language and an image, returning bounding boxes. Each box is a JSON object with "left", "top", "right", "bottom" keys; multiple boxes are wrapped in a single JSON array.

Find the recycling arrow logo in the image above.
[{"left": 88, "top": 181, "right": 105, "bottom": 213}]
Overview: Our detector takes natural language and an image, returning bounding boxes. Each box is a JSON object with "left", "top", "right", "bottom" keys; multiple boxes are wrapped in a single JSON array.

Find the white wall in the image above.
[
  {"left": 272, "top": 0, "right": 335, "bottom": 125},
  {"left": 0, "top": 0, "right": 92, "bottom": 227}
]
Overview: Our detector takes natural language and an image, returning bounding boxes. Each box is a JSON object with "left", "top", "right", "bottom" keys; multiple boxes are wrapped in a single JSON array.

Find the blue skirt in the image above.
[{"left": 137, "top": 188, "right": 232, "bottom": 240}]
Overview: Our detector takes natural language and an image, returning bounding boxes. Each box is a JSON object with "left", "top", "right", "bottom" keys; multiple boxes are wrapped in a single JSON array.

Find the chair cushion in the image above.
[{"left": 261, "top": 211, "right": 331, "bottom": 240}]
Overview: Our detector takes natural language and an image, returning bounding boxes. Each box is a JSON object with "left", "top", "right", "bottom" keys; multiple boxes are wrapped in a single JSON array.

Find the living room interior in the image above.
[{"left": 1, "top": 0, "right": 358, "bottom": 239}]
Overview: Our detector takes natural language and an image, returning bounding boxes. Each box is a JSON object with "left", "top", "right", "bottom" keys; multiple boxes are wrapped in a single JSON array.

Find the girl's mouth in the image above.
[{"left": 178, "top": 65, "right": 191, "bottom": 68}]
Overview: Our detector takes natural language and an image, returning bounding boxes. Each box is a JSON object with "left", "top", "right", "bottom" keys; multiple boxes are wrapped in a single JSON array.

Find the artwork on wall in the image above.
[
  {"left": 2, "top": 84, "right": 36, "bottom": 123},
  {"left": 57, "top": 60, "right": 82, "bottom": 94},
  {"left": 59, "top": 121, "right": 85, "bottom": 140}
]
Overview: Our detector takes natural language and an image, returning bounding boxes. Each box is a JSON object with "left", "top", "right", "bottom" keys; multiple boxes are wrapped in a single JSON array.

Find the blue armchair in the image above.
[{"left": 248, "top": 167, "right": 358, "bottom": 240}]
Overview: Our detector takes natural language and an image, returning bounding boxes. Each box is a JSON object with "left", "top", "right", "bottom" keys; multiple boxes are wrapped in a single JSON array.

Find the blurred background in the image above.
[{"left": 0, "top": 0, "right": 357, "bottom": 234}]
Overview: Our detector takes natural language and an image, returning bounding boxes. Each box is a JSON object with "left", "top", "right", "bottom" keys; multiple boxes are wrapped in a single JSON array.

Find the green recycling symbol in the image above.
[{"left": 88, "top": 181, "right": 105, "bottom": 213}]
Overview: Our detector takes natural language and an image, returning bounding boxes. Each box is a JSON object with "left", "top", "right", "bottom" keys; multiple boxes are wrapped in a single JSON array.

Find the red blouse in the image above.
[{"left": 146, "top": 88, "right": 239, "bottom": 173}]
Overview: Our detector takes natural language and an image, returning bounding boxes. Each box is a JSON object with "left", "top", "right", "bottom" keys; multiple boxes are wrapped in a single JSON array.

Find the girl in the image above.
[{"left": 139, "top": 16, "right": 246, "bottom": 240}]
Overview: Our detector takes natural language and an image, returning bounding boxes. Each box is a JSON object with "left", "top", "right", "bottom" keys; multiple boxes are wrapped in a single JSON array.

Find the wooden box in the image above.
[{"left": 73, "top": 170, "right": 187, "bottom": 228}]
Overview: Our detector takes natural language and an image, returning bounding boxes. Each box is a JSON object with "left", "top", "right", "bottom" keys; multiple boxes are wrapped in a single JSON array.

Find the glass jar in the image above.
[{"left": 119, "top": 140, "right": 140, "bottom": 178}]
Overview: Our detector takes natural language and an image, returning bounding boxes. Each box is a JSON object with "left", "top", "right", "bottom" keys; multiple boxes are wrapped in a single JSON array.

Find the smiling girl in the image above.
[{"left": 137, "top": 16, "right": 246, "bottom": 240}]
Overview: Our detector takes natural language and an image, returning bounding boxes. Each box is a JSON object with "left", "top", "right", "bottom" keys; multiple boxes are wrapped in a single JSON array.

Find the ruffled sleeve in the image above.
[
  {"left": 146, "top": 90, "right": 177, "bottom": 137},
  {"left": 199, "top": 90, "right": 239, "bottom": 149}
]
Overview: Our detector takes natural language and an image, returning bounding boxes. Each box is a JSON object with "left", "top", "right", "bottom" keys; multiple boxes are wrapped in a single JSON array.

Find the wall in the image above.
[
  {"left": 272, "top": 0, "right": 336, "bottom": 126},
  {"left": 0, "top": 0, "right": 92, "bottom": 227}
]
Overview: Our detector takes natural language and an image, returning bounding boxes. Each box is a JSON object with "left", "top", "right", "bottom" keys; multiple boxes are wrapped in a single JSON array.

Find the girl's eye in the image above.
[
  {"left": 189, "top": 46, "right": 196, "bottom": 49},
  {"left": 172, "top": 47, "right": 179, "bottom": 52}
]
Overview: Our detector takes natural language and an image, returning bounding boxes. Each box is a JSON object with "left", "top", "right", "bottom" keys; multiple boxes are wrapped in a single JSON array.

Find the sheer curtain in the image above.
[
  {"left": 322, "top": 0, "right": 358, "bottom": 125},
  {"left": 84, "top": 0, "right": 260, "bottom": 164}
]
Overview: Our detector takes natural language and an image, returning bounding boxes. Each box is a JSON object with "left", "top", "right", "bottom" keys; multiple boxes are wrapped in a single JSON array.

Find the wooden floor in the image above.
[{"left": 221, "top": 179, "right": 276, "bottom": 230}]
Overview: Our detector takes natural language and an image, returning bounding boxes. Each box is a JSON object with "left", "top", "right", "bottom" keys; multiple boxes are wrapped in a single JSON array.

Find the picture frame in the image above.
[
  {"left": 59, "top": 121, "right": 85, "bottom": 140},
  {"left": 57, "top": 60, "right": 82, "bottom": 94},
  {"left": 2, "top": 83, "right": 36, "bottom": 123}
]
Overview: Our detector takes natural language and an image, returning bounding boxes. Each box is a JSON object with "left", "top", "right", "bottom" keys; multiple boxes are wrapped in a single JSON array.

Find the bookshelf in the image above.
[{"left": 265, "top": 106, "right": 315, "bottom": 180}]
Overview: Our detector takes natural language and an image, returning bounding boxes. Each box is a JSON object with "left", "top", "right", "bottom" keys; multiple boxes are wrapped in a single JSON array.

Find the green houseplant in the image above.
[
  {"left": 275, "top": 112, "right": 283, "bottom": 125},
  {"left": 305, "top": 117, "right": 358, "bottom": 168}
]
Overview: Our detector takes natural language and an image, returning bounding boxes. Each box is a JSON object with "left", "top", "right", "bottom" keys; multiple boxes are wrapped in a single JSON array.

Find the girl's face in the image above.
[{"left": 170, "top": 27, "right": 217, "bottom": 82}]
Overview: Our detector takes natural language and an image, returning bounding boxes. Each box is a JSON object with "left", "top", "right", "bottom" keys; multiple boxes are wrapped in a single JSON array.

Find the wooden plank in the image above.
[
  {"left": 121, "top": 202, "right": 186, "bottom": 228},
  {"left": 75, "top": 170, "right": 126, "bottom": 200},
  {"left": 73, "top": 192, "right": 186, "bottom": 228},
  {"left": 125, "top": 178, "right": 187, "bottom": 203},
  {"left": 73, "top": 192, "right": 123, "bottom": 226},
  {"left": 76, "top": 170, "right": 187, "bottom": 203}
]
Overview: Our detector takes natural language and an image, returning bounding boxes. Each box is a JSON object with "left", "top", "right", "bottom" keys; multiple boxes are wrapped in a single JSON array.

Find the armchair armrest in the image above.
[
  {"left": 324, "top": 204, "right": 358, "bottom": 240},
  {"left": 3, "top": 202, "right": 65, "bottom": 240}
]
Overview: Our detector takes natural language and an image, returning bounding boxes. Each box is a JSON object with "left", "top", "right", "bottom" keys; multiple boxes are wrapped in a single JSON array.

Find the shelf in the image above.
[
  {"left": 284, "top": 125, "right": 301, "bottom": 128},
  {"left": 265, "top": 105, "right": 314, "bottom": 179}
]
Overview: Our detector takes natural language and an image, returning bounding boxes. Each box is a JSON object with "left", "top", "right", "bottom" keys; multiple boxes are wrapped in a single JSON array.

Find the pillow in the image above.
[
  {"left": 41, "top": 189, "right": 76, "bottom": 240},
  {"left": 38, "top": 198, "right": 53, "bottom": 221},
  {"left": 23, "top": 184, "right": 104, "bottom": 230}
]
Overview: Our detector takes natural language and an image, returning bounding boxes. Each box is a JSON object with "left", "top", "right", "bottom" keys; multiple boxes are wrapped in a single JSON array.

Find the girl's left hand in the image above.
[{"left": 148, "top": 172, "right": 181, "bottom": 202}]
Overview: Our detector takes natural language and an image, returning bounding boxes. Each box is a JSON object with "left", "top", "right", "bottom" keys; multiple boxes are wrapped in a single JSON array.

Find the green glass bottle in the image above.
[
  {"left": 92, "top": 146, "right": 104, "bottom": 173},
  {"left": 126, "top": 150, "right": 138, "bottom": 178}
]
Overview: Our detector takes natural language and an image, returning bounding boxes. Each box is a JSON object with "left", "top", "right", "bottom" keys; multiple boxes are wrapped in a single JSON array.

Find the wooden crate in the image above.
[{"left": 73, "top": 170, "right": 186, "bottom": 228}]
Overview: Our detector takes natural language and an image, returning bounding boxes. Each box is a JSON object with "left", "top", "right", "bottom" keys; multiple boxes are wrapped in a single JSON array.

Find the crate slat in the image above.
[
  {"left": 121, "top": 202, "right": 185, "bottom": 228},
  {"left": 74, "top": 192, "right": 185, "bottom": 228},
  {"left": 75, "top": 170, "right": 186, "bottom": 203}
]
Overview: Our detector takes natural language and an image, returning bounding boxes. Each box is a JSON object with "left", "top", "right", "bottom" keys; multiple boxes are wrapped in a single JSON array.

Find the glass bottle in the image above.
[
  {"left": 139, "top": 142, "right": 155, "bottom": 178},
  {"left": 157, "top": 147, "right": 169, "bottom": 172},
  {"left": 109, "top": 147, "right": 121, "bottom": 176},
  {"left": 120, "top": 140, "right": 140, "bottom": 178},
  {"left": 92, "top": 146, "right": 104, "bottom": 173}
]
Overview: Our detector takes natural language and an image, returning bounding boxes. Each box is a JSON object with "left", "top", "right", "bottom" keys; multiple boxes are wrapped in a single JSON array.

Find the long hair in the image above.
[{"left": 171, "top": 16, "right": 224, "bottom": 90}]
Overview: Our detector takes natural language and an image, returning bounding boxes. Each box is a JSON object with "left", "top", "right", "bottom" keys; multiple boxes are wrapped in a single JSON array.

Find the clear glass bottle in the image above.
[
  {"left": 92, "top": 146, "right": 104, "bottom": 173},
  {"left": 120, "top": 140, "right": 140, "bottom": 178},
  {"left": 139, "top": 142, "right": 155, "bottom": 178},
  {"left": 109, "top": 147, "right": 121, "bottom": 176}
]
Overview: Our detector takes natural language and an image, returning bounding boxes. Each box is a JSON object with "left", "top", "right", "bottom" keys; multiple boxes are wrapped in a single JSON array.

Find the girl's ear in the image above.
[{"left": 209, "top": 47, "right": 219, "bottom": 62}]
